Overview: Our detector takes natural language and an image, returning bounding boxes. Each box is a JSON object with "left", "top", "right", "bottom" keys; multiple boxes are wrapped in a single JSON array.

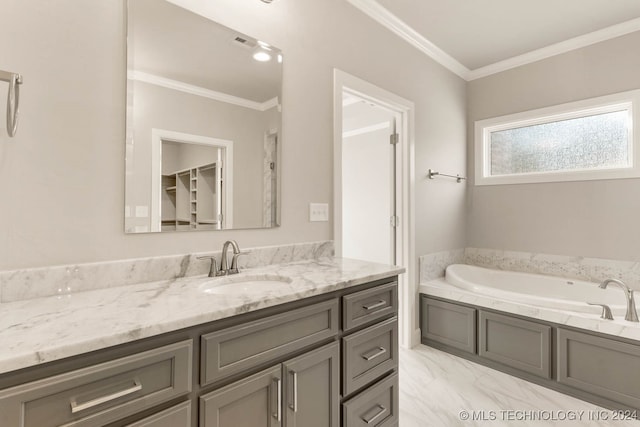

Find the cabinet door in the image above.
[
  {"left": 283, "top": 342, "right": 340, "bottom": 427},
  {"left": 200, "top": 365, "right": 282, "bottom": 427}
]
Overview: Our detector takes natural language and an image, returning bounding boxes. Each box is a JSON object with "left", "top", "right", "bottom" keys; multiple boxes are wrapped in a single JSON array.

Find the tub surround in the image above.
[
  {"left": 420, "top": 247, "right": 640, "bottom": 291},
  {"left": 0, "top": 256, "right": 403, "bottom": 375},
  {"left": 0, "top": 240, "right": 333, "bottom": 303}
]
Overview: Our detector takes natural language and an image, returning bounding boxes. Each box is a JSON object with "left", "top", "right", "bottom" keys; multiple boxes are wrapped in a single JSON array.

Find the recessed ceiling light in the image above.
[
  {"left": 253, "top": 51, "right": 272, "bottom": 62},
  {"left": 260, "top": 0, "right": 275, "bottom": 3}
]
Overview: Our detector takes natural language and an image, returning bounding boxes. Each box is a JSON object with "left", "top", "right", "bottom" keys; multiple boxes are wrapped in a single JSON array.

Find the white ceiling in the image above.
[
  {"left": 128, "top": 0, "right": 281, "bottom": 102},
  {"left": 350, "top": 0, "right": 640, "bottom": 80}
]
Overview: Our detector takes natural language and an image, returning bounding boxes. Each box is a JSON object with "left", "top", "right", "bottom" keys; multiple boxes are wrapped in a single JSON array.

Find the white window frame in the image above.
[{"left": 474, "top": 89, "right": 640, "bottom": 186}]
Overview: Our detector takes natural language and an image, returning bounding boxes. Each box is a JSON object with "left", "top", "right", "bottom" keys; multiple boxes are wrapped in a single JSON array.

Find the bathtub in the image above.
[{"left": 445, "top": 264, "right": 628, "bottom": 315}]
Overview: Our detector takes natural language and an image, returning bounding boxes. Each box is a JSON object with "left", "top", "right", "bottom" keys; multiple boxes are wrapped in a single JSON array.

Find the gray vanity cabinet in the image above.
[
  {"left": 126, "top": 401, "right": 191, "bottom": 427},
  {"left": 0, "top": 340, "right": 192, "bottom": 427},
  {"left": 200, "top": 365, "right": 282, "bottom": 427},
  {"left": 0, "top": 277, "right": 398, "bottom": 427},
  {"left": 200, "top": 340, "right": 341, "bottom": 427}
]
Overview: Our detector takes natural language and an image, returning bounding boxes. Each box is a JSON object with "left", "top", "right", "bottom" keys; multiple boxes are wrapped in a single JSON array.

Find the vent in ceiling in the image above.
[{"left": 233, "top": 36, "right": 257, "bottom": 49}]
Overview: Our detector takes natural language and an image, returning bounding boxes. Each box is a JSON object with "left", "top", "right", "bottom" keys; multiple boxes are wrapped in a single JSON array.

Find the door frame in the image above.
[
  {"left": 150, "top": 129, "right": 234, "bottom": 231},
  {"left": 333, "top": 69, "right": 417, "bottom": 348}
]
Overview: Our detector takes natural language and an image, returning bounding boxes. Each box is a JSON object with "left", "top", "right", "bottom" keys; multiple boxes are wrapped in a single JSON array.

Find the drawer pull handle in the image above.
[
  {"left": 288, "top": 370, "right": 298, "bottom": 412},
  {"left": 363, "top": 300, "right": 386, "bottom": 311},
  {"left": 70, "top": 379, "right": 142, "bottom": 414},
  {"left": 362, "top": 346, "right": 387, "bottom": 361},
  {"left": 362, "top": 404, "right": 387, "bottom": 424},
  {"left": 272, "top": 377, "right": 282, "bottom": 421}
]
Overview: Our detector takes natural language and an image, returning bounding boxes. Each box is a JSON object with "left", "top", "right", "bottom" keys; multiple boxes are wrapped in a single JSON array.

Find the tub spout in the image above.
[{"left": 599, "top": 279, "right": 639, "bottom": 322}]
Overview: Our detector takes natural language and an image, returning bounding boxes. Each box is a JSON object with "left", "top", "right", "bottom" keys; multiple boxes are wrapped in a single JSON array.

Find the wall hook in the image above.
[{"left": 0, "top": 70, "right": 23, "bottom": 137}]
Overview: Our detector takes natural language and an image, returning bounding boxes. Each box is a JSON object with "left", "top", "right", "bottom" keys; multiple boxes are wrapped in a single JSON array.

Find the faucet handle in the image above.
[
  {"left": 587, "top": 302, "right": 614, "bottom": 320},
  {"left": 197, "top": 256, "right": 219, "bottom": 278},
  {"left": 228, "top": 251, "right": 249, "bottom": 274}
]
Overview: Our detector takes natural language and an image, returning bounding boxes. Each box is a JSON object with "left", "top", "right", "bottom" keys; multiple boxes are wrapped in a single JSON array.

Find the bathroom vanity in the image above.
[{"left": 0, "top": 258, "right": 401, "bottom": 427}]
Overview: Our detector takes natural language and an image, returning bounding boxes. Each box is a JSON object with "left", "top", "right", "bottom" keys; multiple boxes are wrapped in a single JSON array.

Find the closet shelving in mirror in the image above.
[{"left": 161, "top": 163, "right": 222, "bottom": 231}]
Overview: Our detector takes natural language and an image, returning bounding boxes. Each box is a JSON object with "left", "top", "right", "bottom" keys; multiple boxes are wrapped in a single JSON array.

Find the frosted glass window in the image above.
[
  {"left": 475, "top": 90, "right": 640, "bottom": 185},
  {"left": 489, "top": 110, "right": 630, "bottom": 176}
]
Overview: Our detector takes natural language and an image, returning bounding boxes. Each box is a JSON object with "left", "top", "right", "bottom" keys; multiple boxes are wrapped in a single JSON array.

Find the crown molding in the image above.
[
  {"left": 346, "top": 0, "right": 470, "bottom": 80},
  {"left": 467, "top": 17, "right": 640, "bottom": 80},
  {"left": 348, "top": 1, "right": 640, "bottom": 82},
  {"left": 128, "top": 70, "right": 278, "bottom": 111}
]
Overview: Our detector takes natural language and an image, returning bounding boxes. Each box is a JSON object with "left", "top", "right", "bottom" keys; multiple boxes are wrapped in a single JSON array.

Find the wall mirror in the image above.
[{"left": 124, "top": 0, "right": 282, "bottom": 233}]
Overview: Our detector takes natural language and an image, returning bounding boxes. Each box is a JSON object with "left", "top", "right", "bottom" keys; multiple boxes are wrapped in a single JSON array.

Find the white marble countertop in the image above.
[
  {"left": 420, "top": 279, "right": 640, "bottom": 342},
  {"left": 0, "top": 257, "right": 403, "bottom": 375}
]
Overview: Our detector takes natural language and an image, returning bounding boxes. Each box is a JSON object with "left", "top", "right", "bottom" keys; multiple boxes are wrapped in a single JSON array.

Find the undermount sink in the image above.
[{"left": 199, "top": 274, "right": 293, "bottom": 295}]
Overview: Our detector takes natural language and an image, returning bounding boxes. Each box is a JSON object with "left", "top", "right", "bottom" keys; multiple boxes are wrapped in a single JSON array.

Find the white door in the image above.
[{"left": 341, "top": 93, "right": 398, "bottom": 265}]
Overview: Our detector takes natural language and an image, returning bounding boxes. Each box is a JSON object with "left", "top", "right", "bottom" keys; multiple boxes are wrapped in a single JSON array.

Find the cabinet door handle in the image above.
[
  {"left": 362, "top": 300, "right": 386, "bottom": 311},
  {"left": 361, "top": 346, "right": 387, "bottom": 361},
  {"left": 288, "top": 370, "right": 298, "bottom": 412},
  {"left": 272, "top": 377, "right": 282, "bottom": 422},
  {"left": 70, "top": 379, "right": 142, "bottom": 414},
  {"left": 362, "top": 404, "right": 387, "bottom": 424}
]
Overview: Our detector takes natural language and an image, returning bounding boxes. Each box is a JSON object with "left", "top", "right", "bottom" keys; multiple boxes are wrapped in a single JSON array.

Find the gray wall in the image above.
[
  {"left": 467, "top": 31, "right": 640, "bottom": 261},
  {"left": 0, "top": 0, "right": 466, "bottom": 270}
]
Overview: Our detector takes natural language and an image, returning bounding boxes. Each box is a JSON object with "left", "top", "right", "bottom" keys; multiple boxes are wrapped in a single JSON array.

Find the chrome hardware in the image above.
[
  {"left": 70, "top": 379, "right": 142, "bottom": 413},
  {"left": 289, "top": 370, "right": 298, "bottom": 412},
  {"left": 363, "top": 300, "right": 386, "bottom": 311},
  {"left": 587, "top": 302, "right": 614, "bottom": 320},
  {"left": 219, "top": 240, "right": 246, "bottom": 275},
  {"left": 362, "top": 346, "right": 387, "bottom": 361},
  {"left": 197, "top": 256, "right": 221, "bottom": 277},
  {"left": 362, "top": 404, "right": 387, "bottom": 424},
  {"left": 427, "top": 168, "right": 466, "bottom": 183},
  {"left": 272, "top": 377, "right": 282, "bottom": 421},
  {"left": 0, "top": 70, "right": 22, "bottom": 137},
  {"left": 599, "top": 279, "right": 639, "bottom": 322}
]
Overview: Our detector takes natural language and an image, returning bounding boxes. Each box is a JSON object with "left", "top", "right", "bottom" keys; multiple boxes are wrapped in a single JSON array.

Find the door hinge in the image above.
[
  {"left": 390, "top": 215, "right": 399, "bottom": 227},
  {"left": 389, "top": 133, "right": 399, "bottom": 145}
]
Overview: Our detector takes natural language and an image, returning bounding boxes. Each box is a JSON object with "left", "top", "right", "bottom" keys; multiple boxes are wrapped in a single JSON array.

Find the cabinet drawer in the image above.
[
  {"left": 479, "top": 311, "right": 551, "bottom": 379},
  {"left": 125, "top": 401, "right": 191, "bottom": 427},
  {"left": 343, "top": 282, "right": 397, "bottom": 332},
  {"left": 342, "top": 373, "right": 398, "bottom": 427},
  {"left": 342, "top": 317, "right": 397, "bottom": 396},
  {"left": 421, "top": 296, "right": 476, "bottom": 354},
  {"left": 0, "top": 340, "right": 192, "bottom": 427},
  {"left": 201, "top": 298, "right": 339, "bottom": 386},
  {"left": 558, "top": 329, "right": 640, "bottom": 408}
]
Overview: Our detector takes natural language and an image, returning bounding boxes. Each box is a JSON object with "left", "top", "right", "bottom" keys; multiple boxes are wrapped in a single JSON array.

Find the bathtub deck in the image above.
[{"left": 399, "top": 345, "right": 640, "bottom": 426}]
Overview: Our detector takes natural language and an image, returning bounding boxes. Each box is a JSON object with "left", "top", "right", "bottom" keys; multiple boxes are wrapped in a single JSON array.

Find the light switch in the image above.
[{"left": 309, "top": 203, "right": 329, "bottom": 222}]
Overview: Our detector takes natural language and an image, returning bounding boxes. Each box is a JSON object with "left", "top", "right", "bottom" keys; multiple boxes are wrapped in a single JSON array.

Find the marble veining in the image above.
[
  {"left": 420, "top": 279, "right": 640, "bottom": 342},
  {"left": 0, "top": 257, "right": 402, "bottom": 375},
  {"left": 400, "top": 345, "right": 640, "bottom": 426},
  {"left": 0, "top": 240, "right": 333, "bottom": 303},
  {"left": 419, "top": 247, "right": 640, "bottom": 291}
]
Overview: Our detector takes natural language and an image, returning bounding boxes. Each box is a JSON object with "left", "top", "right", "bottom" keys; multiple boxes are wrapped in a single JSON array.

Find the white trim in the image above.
[
  {"left": 475, "top": 89, "right": 640, "bottom": 186},
  {"left": 334, "top": 69, "right": 417, "bottom": 349},
  {"left": 342, "top": 121, "right": 391, "bottom": 139},
  {"left": 468, "top": 17, "right": 640, "bottom": 80},
  {"left": 128, "top": 70, "right": 279, "bottom": 112},
  {"left": 151, "top": 129, "right": 234, "bottom": 230},
  {"left": 345, "top": 0, "right": 470, "bottom": 80},
  {"left": 347, "top": 1, "right": 640, "bottom": 81}
]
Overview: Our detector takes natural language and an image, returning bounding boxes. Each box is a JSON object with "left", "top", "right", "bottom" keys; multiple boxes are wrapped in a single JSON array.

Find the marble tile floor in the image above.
[{"left": 399, "top": 345, "right": 640, "bottom": 426}]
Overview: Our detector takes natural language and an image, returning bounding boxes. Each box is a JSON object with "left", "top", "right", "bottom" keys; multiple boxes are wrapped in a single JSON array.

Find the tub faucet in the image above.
[
  {"left": 599, "top": 279, "right": 639, "bottom": 322},
  {"left": 219, "top": 240, "right": 244, "bottom": 275}
]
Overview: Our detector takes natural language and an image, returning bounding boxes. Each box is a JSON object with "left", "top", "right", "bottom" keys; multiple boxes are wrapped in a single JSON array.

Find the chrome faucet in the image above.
[
  {"left": 219, "top": 240, "right": 245, "bottom": 275},
  {"left": 599, "top": 279, "right": 639, "bottom": 322}
]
